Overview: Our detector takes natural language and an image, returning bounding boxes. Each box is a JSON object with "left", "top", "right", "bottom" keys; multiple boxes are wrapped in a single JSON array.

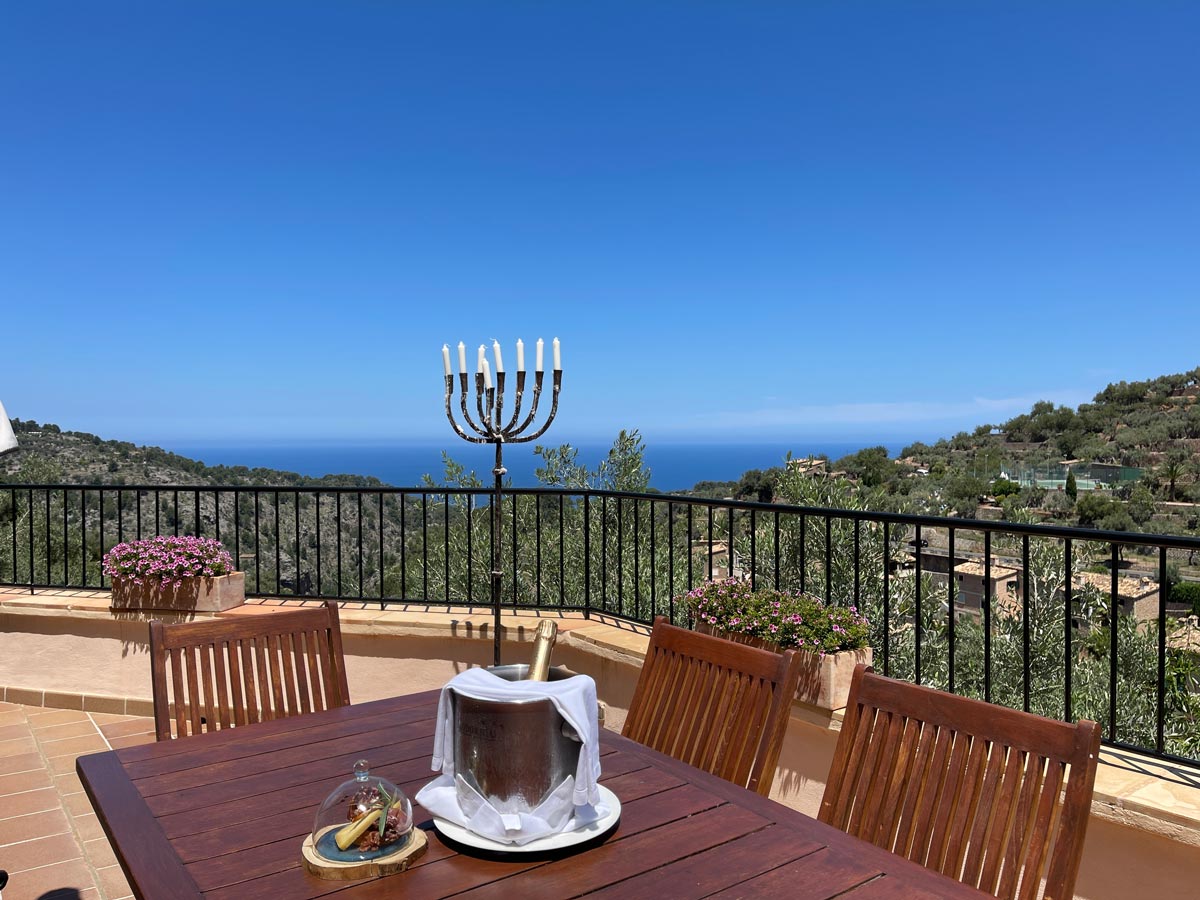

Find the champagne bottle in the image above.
[{"left": 527, "top": 620, "right": 558, "bottom": 681}]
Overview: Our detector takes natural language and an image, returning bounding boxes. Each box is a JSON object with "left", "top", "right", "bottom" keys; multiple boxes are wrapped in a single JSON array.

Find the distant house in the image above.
[
  {"left": 895, "top": 457, "right": 929, "bottom": 477},
  {"left": 1073, "top": 572, "right": 1160, "bottom": 620},
  {"left": 786, "top": 457, "right": 827, "bottom": 477},
  {"left": 953, "top": 560, "right": 1021, "bottom": 613},
  {"left": 691, "top": 540, "right": 745, "bottom": 581},
  {"left": 908, "top": 544, "right": 969, "bottom": 579}
]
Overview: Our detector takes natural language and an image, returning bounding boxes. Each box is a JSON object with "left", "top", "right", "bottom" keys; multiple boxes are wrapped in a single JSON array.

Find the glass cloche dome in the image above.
[{"left": 311, "top": 760, "right": 413, "bottom": 862}]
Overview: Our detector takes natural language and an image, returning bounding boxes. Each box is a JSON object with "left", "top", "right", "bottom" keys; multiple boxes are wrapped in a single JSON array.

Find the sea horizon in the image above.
[{"left": 161, "top": 439, "right": 918, "bottom": 492}]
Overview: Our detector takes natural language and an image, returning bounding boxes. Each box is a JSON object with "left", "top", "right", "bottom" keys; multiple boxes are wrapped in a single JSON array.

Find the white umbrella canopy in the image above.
[{"left": 0, "top": 400, "right": 18, "bottom": 456}]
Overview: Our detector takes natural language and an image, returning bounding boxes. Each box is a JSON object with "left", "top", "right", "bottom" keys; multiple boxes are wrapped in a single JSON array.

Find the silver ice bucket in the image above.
[{"left": 452, "top": 665, "right": 583, "bottom": 815}]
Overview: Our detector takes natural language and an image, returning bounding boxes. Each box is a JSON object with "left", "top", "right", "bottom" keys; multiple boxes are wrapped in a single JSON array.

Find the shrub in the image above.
[
  {"left": 991, "top": 478, "right": 1020, "bottom": 498},
  {"left": 683, "top": 579, "right": 870, "bottom": 655},
  {"left": 102, "top": 535, "right": 234, "bottom": 588},
  {"left": 1170, "top": 581, "right": 1200, "bottom": 615}
]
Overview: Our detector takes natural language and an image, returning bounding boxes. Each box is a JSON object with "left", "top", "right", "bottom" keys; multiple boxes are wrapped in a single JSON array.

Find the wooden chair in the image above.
[
  {"left": 622, "top": 615, "right": 803, "bottom": 795},
  {"left": 149, "top": 601, "right": 350, "bottom": 741},
  {"left": 819, "top": 664, "right": 1101, "bottom": 900}
]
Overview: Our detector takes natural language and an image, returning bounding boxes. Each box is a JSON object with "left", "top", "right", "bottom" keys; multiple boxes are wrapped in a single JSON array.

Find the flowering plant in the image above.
[
  {"left": 102, "top": 535, "right": 235, "bottom": 588},
  {"left": 684, "top": 578, "right": 869, "bottom": 656}
]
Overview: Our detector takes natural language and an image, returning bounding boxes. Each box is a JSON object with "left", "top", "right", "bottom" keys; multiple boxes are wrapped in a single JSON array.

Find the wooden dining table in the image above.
[{"left": 78, "top": 689, "right": 988, "bottom": 899}]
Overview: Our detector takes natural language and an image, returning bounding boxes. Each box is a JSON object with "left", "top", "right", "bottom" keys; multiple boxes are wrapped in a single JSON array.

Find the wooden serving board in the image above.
[{"left": 301, "top": 826, "right": 428, "bottom": 880}]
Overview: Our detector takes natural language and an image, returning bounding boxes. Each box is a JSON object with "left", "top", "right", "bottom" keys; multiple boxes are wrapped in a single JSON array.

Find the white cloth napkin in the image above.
[{"left": 415, "top": 668, "right": 608, "bottom": 845}]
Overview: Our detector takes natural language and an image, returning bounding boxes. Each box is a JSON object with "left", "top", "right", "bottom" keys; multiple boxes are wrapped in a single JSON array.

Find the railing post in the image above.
[
  {"left": 28, "top": 488, "right": 34, "bottom": 594},
  {"left": 583, "top": 493, "right": 591, "bottom": 619},
  {"left": 1110, "top": 543, "right": 1119, "bottom": 742}
]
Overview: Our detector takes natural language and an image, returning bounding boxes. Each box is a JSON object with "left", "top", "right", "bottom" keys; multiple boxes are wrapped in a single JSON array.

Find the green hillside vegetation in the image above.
[
  {"left": 0, "top": 420, "right": 387, "bottom": 490},
  {"left": 677, "top": 368, "right": 1200, "bottom": 544}
]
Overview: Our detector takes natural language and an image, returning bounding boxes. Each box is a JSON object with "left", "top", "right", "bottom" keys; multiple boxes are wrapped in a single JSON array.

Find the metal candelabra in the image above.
[{"left": 442, "top": 339, "right": 562, "bottom": 666}]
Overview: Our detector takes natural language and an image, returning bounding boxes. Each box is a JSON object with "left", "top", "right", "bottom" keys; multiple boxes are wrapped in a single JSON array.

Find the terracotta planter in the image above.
[
  {"left": 694, "top": 622, "right": 872, "bottom": 710},
  {"left": 110, "top": 572, "right": 246, "bottom": 613}
]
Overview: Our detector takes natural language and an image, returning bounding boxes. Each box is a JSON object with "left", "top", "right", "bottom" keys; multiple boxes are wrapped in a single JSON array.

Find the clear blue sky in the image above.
[{"left": 2, "top": 2, "right": 1197, "bottom": 449}]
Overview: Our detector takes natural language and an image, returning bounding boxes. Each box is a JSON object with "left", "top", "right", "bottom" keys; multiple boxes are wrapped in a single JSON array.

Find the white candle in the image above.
[
  {"left": 457, "top": 342, "right": 467, "bottom": 374},
  {"left": 493, "top": 340, "right": 504, "bottom": 373},
  {"left": 553, "top": 337, "right": 561, "bottom": 371},
  {"left": 536, "top": 338, "right": 544, "bottom": 372},
  {"left": 516, "top": 339, "right": 525, "bottom": 372},
  {"left": 442, "top": 344, "right": 451, "bottom": 376},
  {"left": 477, "top": 345, "right": 486, "bottom": 373},
  {"left": 482, "top": 359, "right": 492, "bottom": 390}
]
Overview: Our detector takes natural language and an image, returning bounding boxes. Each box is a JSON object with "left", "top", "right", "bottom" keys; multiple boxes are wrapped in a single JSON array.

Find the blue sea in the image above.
[{"left": 164, "top": 440, "right": 915, "bottom": 492}]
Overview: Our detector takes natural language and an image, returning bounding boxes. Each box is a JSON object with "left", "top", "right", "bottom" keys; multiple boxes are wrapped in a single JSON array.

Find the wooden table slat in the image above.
[
  {"left": 77, "top": 751, "right": 204, "bottom": 900},
  {"left": 158, "top": 750, "right": 442, "bottom": 839},
  {"left": 581, "top": 825, "right": 824, "bottom": 900},
  {"left": 449, "top": 804, "right": 772, "bottom": 900},
  {"left": 136, "top": 714, "right": 436, "bottom": 792},
  {"left": 123, "top": 696, "right": 436, "bottom": 778},
  {"left": 708, "top": 846, "right": 886, "bottom": 899}
]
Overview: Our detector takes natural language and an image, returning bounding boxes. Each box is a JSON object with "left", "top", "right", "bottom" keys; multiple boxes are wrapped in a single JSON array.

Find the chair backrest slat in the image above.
[
  {"left": 212, "top": 641, "right": 232, "bottom": 730},
  {"left": 184, "top": 646, "right": 203, "bottom": 735},
  {"left": 315, "top": 627, "right": 338, "bottom": 711},
  {"left": 265, "top": 634, "right": 286, "bottom": 717},
  {"left": 254, "top": 635, "right": 272, "bottom": 720},
  {"left": 237, "top": 638, "right": 257, "bottom": 725},
  {"left": 278, "top": 632, "right": 298, "bottom": 716},
  {"left": 912, "top": 724, "right": 955, "bottom": 865},
  {"left": 166, "top": 645, "right": 186, "bottom": 737},
  {"left": 820, "top": 665, "right": 1100, "bottom": 900},
  {"left": 292, "top": 633, "right": 311, "bottom": 715},
  {"left": 895, "top": 720, "right": 937, "bottom": 856},
  {"left": 865, "top": 709, "right": 901, "bottom": 839},
  {"left": 198, "top": 643, "right": 217, "bottom": 732},
  {"left": 928, "top": 729, "right": 973, "bottom": 867},
  {"left": 961, "top": 739, "right": 1008, "bottom": 886},
  {"left": 1018, "top": 759, "right": 1064, "bottom": 900},
  {"left": 877, "top": 715, "right": 921, "bottom": 847},
  {"left": 149, "top": 601, "right": 350, "bottom": 741},
  {"left": 304, "top": 631, "right": 322, "bottom": 713},
  {"left": 981, "top": 746, "right": 1024, "bottom": 893},
  {"left": 943, "top": 733, "right": 988, "bottom": 875},
  {"left": 622, "top": 616, "right": 804, "bottom": 796}
]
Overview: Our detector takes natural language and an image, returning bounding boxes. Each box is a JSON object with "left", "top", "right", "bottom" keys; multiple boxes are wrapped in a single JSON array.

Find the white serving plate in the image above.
[{"left": 432, "top": 785, "right": 621, "bottom": 854}]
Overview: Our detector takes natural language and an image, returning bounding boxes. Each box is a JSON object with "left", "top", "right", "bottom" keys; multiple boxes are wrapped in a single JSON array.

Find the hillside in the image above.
[
  {"left": 0, "top": 421, "right": 386, "bottom": 489},
  {"left": 904, "top": 367, "right": 1200, "bottom": 471},
  {"left": 679, "top": 369, "right": 1200, "bottom": 549},
  {"left": 889, "top": 368, "right": 1200, "bottom": 521}
]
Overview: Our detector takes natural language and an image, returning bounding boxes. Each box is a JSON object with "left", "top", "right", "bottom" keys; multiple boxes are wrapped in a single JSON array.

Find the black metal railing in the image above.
[{"left": 3, "top": 483, "right": 1200, "bottom": 767}]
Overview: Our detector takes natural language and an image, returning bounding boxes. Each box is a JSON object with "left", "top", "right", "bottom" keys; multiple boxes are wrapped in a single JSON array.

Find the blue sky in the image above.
[{"left": 2, "top": 2, "right": 1197, "bottom": 450}]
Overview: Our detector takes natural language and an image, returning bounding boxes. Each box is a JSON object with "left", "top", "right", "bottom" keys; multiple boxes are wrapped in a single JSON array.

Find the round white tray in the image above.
[{"left": 432, "top": 785, "right": 621, "bottom": 853}]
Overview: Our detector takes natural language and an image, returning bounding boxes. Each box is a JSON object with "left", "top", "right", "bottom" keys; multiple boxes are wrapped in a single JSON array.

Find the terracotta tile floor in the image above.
[{"left": 0, "top": 700, "right": 155, "bottom": 900}]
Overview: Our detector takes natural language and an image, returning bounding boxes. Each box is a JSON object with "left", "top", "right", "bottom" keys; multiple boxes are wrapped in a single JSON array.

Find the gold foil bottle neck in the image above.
[{"left": 527, "top": 620, "right": 558, "bottom": 681}]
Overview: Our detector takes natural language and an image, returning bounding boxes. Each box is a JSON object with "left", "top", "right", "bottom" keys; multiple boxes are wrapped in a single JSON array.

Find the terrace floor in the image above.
[
  {"left": 0, "top": 700, "right": 152, "bottom": 900},
  {"left": 2, "top": 588, "right": 1200, "bottom": 899}
]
